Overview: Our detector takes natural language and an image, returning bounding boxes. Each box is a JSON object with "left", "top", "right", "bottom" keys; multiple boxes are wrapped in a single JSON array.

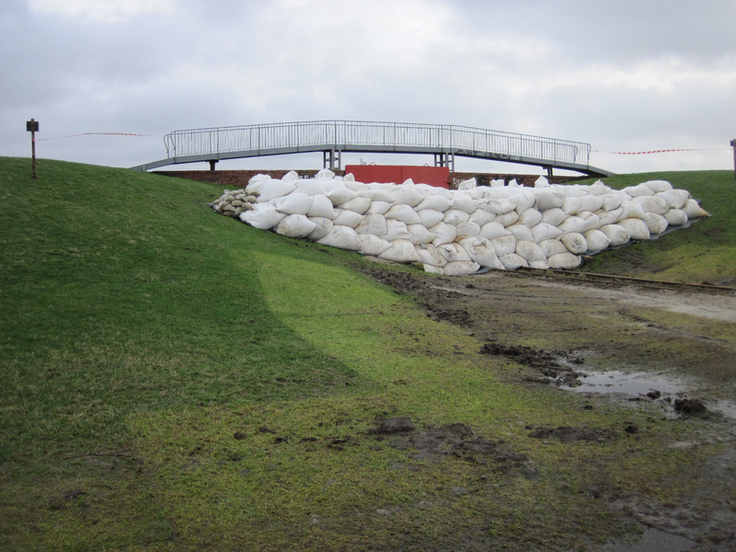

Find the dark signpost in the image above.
[
  {"left": 26, "top": 119, "right": 39, "bottom": 178},
  {"left": 731, "top": 139, "right": 736, "bottom": 180}
]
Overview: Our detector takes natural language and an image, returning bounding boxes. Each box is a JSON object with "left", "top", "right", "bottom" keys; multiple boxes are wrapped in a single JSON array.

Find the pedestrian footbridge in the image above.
[{"left": 131, "top": 120, "right": 612, "bottom": 177}]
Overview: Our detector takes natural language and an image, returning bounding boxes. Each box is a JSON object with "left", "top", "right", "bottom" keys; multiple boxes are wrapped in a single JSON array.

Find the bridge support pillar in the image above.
[
  {"left": 434, "top": 152, "right": 454, "bottom": 172},
  {"left": 323, "top": 149, "right": 341, "bottom": 171},
  {"left": 208, "top": 159, "right": 218, "bottom": 172}
]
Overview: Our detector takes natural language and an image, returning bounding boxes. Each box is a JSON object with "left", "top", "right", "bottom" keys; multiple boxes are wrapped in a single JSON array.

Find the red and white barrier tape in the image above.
[
  {"left": 37, "top": 132, "right": 158, "bottom": 141},
  {"left": 595, "top": 147, "right": 730, "bottom": 155}
]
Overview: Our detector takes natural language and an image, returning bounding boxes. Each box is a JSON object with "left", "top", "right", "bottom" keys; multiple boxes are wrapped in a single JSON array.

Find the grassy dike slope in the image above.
[
  {"left": 576, "top": 170, "right": 736, "bottom": 285},
  {"left": 0, "top": 158, "right": 723, "bottom": 551}
]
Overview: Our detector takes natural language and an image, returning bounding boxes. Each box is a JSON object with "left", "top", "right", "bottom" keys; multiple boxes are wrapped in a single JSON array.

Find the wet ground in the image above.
[{"left": 359, "top": 262, "right": 736, "bottom": 552}]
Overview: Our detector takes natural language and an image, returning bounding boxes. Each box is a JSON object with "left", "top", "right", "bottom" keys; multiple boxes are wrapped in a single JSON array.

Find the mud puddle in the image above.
[{"left": 599, "top": 528, "right": 695, "bottom": 551}]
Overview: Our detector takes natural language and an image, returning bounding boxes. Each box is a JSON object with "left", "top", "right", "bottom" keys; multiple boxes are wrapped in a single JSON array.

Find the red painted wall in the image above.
[{"left": 344, "top": 165, "right": 450, "bottom": 189}]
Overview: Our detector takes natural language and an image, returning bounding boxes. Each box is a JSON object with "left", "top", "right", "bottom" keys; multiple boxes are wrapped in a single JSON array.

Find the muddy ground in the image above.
[{"left": 359, "top": 262, "right": 736, "bottom": 551}]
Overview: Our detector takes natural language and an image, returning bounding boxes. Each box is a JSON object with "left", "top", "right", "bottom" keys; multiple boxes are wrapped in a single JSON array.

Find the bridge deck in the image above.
[{"left": 132, "top": 120, "right": 612, "bottom": 177}]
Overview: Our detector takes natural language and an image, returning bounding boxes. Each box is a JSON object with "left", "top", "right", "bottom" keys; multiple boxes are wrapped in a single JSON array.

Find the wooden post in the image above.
[
  {"left": 731, "top": 139, "right": 736, "bottom": 180},
  {"left": 27, "top": 119, "right": 39, "bottom": 179}
]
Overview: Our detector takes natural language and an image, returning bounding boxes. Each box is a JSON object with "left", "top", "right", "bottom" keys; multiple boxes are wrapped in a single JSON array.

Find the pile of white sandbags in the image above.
[{"left": 210, "top": 169, "right": 710, "bottom": 275}]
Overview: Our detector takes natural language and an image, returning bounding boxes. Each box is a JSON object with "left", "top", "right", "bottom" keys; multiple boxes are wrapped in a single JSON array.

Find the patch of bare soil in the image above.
[{"left": 359, "top": 262, "right": 736, "bottom": 551}]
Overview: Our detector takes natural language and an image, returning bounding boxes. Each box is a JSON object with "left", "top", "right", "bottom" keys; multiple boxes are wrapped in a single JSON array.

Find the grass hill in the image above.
[{"left": 1, "top": 157, "right": 733, "bottom": 551}]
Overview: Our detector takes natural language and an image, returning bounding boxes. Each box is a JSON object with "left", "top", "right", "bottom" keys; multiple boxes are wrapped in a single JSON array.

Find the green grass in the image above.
[
  {"left": 0, "top": 158, "right": 729, "bottom": 551},
  {"left": 575, "top": 170, "right": 736, "bottom": 284}
]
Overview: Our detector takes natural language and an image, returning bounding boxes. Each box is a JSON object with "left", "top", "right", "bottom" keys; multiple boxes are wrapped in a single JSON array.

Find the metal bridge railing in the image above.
[{"left": 163, "top": 120, "right": 591, "bottom": 167}]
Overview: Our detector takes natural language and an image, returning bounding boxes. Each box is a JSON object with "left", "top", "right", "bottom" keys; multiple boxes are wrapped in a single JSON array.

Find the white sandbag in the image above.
[
  {"left": 490, "top": 179, "right": 505, "bottom": 187},
  {"left": 548, "top": 252, "right": 583, "bottom": 270},
  {"left": 531, "top": 222, "right": 563, "bottom": 243},
  {"left": 274, "top": 214, "right": 317, "bottom": 239},
  {"left": 367, "top": 201, "right": 392, "bottom": 215},
  {"left": 529, "top": 259, "right": 550, "bottom": 270},
  {"left": 391, "top": 185, "right": 424, "bottom": 207},
  {"left": 379, "top": 239, "right": 419, "bottom": 263},
  {"left": 343, "top": 172, "right": 355, "bottom": 182},
  {"left": 561, "top": 185, "right": 586, "bottom": 198},
  {"left": 418, "top": 209, "right": 445, "bottom": 227},
  {"left": 295, "top": 179, "right": 328, "bottom": 196},
  {"left": 443, "top": 209, "right": 471, "bottom": 225},
  {"left": 558, "top": 216, "right": 590, "bottom": 234},
  {"left": 518, "top": 208, "right": 542, "bottom": 227},
  {"left": 578, "top": 211, "right": 601, "bottom": 232},
  {"left": 618, "top": 200, "right": 647, "bottom": 220},
  {"left": 541, "top": 208, "right": 567, "bottom": 227},
  {"left": 539, "top": 239, "right": 568, "bottom": 258},
  {"left": 642, "top": 180, "right": 672, "bottom": 193},
  {"left": 307, "top": 217, "right": 334, "bottom": 241},
  {"left": 600, "top": 193, "right": 623, "bottom": 211},
  {"left": 534, "top": 176, "right": 550, "bottom": 188},
  {"left": 456, "top": 221, "right": 481, "bottom": 238},
  {"left": 579, "top": 195, "right": 604, "bottom": 213},
  {"left": 479, "top": 197, "right": 516, "bottom": 215},
  {"left": 499, "top": 253, "right": 528, "bottom": 271},
  {"left": 385, "top": 219, "right": 413, "bottom": 241},
  {"left": 495, "top": 211, "right": 520, "bottom": 227},
  {"left": 240, "top": 203, "right": 286, "bottom": 230},
  {"left": 583, "top": 229, "right": 611, "bottom": 253},
  {"left": 423, "top": 264, "right": 447, "bottom": 275},
  {"left": 363, "top": 188, "right": 395, "bottom": 203},
  {"left": 588, "top": 181, "right": 610, "bottom": 196},
  {"left": 468, "top": 209, "right": 496, "bottom": 226},
  {"left": 340, "top": 196, "right": 372, "bottom": 215},
  {"left": 344, "top": 181, "right": 368, "bottom": 193},
  {"left": 415, "top": 195, "right": 451, "bottom": 212},
  {"left": 561, "top": 197, "right": 581, "bottom": 215},
  {"left": 510, "top": 192, "right": 536, "bottom": 214},
  {"left": 407, "top": 224, "right": 436, "bottom": 245},
  {"left": 274, "top": 192, "right": 313, "bottom": 215},
  {"left": 315, "top": 168, "right": 336, "bottom": 179},
  {"left": 644, "top": 212, "right": 669, "bottom": 235},
  {"left": 490, "top": 235, "right": 517, "bottom": 256},
  {"left": 682, "top": 199, "right": 710, "bottom": 219},
  {"left": 282, "top": 170, "right": 299, "bottom": 184},
  {"left": 480, "top": 221, "right": 511, "bottom": 240},
  {"left": 599, "top": 224, "right": 630, "bottom": 247},
  {"left": 516, "top": 241, "right": 546, "bottom": 262},
  {"left": 247, "top": 173, "right": 271, "bottom": 190},
  {"left": 664, "top": 209, "right": 688, "bottom": 226},
  {"left": 595, "top": 207, "right": 623, "bottom": 227},
  {"left": 385, "top": 204, "right": 421, "bottom": 225},
  {"left": 451, "top": 194, "right": 478, "bottom": 214},
  {"left": 254, "top": 179, "right": 297, "bottom": 202},
  {"left": 332, "top": 209, "right": 364, "bottom": 228},
  {"left": 459, "top": 237, "right": 503, "bottom": 269},
  {"left": 457, "top": 177, "right": 477, "bottom": 190},
  {"left": 535, "top": 191, "right": 565, "bottom": 211},
  {"left": 561, "top": 232, "right": 588, "bottom": 254},
  {"left": 355, "top": 214, "right": 388, "bottom": 236},
  {"left": 430, "top": 222, "right": 458, "bottom": 246},
  {"left": 618, "top": 218, "right": 651, "bottom": 240},
  {"left": 316, "top": 225, "right": 362, "bottom": 250},
  {"left": 507, "top": 224, "right": 534, "bottom": 243},
  {"left": 634, "top": 195, "right": 669, "bottom": 215},
  {"left": 623, "top": 184, "right": 654, "bottom": 197},
  {"left": 415, "top": 244, "right": 448, "bottom": 267},
  {"left": 444, "top": 261, "right": 481, "bottom": 275},
  {"left": 438, "top": 243, "right": 472, "bottom": 263},
  {"left": 655, "top": 189, "right": 689, "bottom": 209},
  {"left": 326, "top": 186, "right": 359, "bottom": 207}
]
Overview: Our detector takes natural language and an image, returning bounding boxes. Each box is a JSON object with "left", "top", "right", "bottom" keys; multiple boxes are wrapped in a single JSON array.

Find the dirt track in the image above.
[{"left": 360, "top": 262, "right": 736, "bottom": 551}]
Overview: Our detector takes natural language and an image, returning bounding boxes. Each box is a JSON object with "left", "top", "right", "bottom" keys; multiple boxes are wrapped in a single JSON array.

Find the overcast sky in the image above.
[{"left": 2, "top": 0, "right": 735, "bottom": 175}]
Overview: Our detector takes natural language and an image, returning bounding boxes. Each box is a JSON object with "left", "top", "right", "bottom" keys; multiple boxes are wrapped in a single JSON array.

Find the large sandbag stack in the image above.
[{"left": 211, "top": 169, "right": 710, "bottom": 275}]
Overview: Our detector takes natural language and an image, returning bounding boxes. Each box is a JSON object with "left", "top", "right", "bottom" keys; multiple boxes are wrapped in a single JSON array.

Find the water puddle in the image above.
[
  {"left": 565, "top": 370, "right": 686, "bottom": 396},
  {"left": 600, "top": 528, "right": 695, "bottom": 551}
]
